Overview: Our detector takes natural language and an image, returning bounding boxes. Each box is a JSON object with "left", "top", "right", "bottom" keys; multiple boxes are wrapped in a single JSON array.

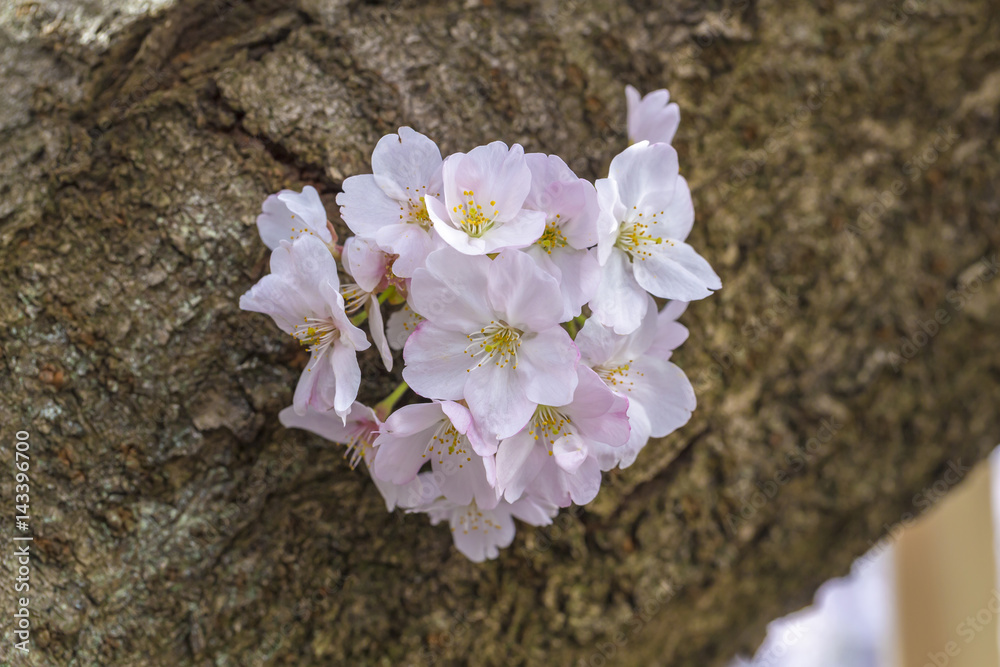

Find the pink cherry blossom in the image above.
[
  {"left": 425, "top": 142, "right": 547, "bottom": 255},
  {"left": 590, "top": 141, "right": 720, "bottom": 334},
  {"left": 341, "top": 236, "right": 398, "bottom": 370},
  {"left": 626, "top": 84, "right": 681, "bottom": 146},
  {"left": 337, "top": 127, "right": 444, "bottom": 277},
  {"left": 386, "top": 302, "right": 424, "bottom": 351},
  {"left": 521, "top": 153, "right": 602, "bottom": 320},
  {"left": 256, "top": 185, "right": 333, "bottom": 250},
  {"left": 239, "top": 235, "right": 370, "bottom": 422},
  {"left": 372, "top": 401, "right": 499, "bottom": 509},
  {"left": 405, "top": 472, "right": 559, "bottom": 562},
  {"left": 279, "top": 403, "right": 424, "bottom": 511},
  {"left": 403, "top": 247, "right": 580, "bottom": 439},
  {"left": 495, "top": 366, "right": 630, "bottom": 507},
  {"left": 576, "top": 295, "right": 695, "bottom": 470}
]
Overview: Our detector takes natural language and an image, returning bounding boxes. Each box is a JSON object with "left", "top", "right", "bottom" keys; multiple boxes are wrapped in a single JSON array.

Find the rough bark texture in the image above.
[{"left": 1, "top": 0, "right": 999, "bottom": 665}]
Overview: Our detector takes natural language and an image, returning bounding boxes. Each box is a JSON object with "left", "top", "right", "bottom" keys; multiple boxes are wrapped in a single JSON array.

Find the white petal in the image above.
[
  {"left": 608, "top": 141, "right": 680, "bottom": 210},
  {"left": 632, "top": 240, "right": 721, "bottom": 301},
  {"left": 589, "top": 248, "right": 649, "bottom": 335},
  {"left": 337, "top": 174, "right": 408, "bottom": 237},
  {"left": 402, "top": 323, "right": 471, "bottom": 400},
  {"left": 516, "top": 327, "right": 580, "bottom": 408},
  {"left": 370, "top": 126, "right": 442, "bottom": 198}
]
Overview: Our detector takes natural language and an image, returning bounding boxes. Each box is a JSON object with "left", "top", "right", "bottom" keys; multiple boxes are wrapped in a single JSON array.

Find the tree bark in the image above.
[{"left": 1, "top": 0, "right": 999, "bottom": 665}]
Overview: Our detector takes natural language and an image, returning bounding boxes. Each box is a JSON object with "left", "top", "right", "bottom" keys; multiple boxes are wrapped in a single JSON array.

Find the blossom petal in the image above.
[
  {"left": 402, "top": 323, "right": 471, "bottom": 400},
  {"left": 589, "top": 248, "right": 649, "bottom": 335},
  {"left": 487, "top": 249, "right": 564, "bottom": 332},
  {"left": 516, "top": 327, "right": 580, "bottom": 408},
  {"left": 632, "top": 240, "right": 721, "bottom": 301},
  {"left": 608, "top": 141, "right": 680, "bottom": 210},
  {"left": 465, "top": 359, "right": 535, "bottom": 440},
  {"left": 337, "top": 174, "right": 408, "bottom": 237},
  {"left": 370, "top": 126, "right": 443, "bottom": 198},
  {"left": 408, "top": 248, "right": 493, "bottom": 330},
  {"left": 257, "top": 185, "right": 331, "bottom": 250}
]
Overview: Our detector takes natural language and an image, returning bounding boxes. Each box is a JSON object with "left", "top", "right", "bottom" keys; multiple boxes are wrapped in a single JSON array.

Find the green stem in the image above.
[
  {"left": 565, "top": 319, "right": 578, "bottom": 339},
  {"left": 378, "top": 286, "right": 395, "bottom": 304},
  {"left": 375, "top": 381, "right": 409, "bottom": 420},
  {"left": 350, "top": 309, "right": 368, "bottom": 326}
]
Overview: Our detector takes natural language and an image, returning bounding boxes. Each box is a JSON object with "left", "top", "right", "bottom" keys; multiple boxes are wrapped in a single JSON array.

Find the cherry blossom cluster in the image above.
[{"left": 240, "top": 85, "right": 720, "bottom": 561}]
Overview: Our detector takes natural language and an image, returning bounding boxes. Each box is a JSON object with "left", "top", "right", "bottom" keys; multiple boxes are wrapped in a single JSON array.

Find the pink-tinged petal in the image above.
[
  {"left": 435, "top": 455, "right": 499, "bottom": 509},
  {"left": 626, "top": 85, "right": 681, "bottom": 146},
  {"left": 440, "top": 401, "right": 497, "bottom": 456},
  {"left": 446, "top": 142, "right": 533, "bottom": 221},
  {"left": 552, "top": 434, "right": 587, "bottom": 473},
  {"left": 292, "top": 349, "right": 328, "bottom": 416},
  {"left": 487, "top": 249, "right": 564, "bottom": 331},
  {"left": 240, "top": 235, "right": 341, "bottom": 330},
  {"left": 330, "top": 340, "right": 362, "bottom": 422},
  {"left": 465, "top": 359, "right": 535, "bottom": 440},
  {"left": 645, "top": 174, "right": 694, "bottom": 242},
  {"left": 374, "top": 223, "right": 439, "bottom": 278},
  {"left": 538, "top": 246, "right": 601, "bottom": 320},
  {"left": 366, "top": 294, "right": 393, "bottom": 371},
  {"left": 574, "top": 316, "right": 617, "bottom": 368},
  {"left": 371, "top": 403, "right": 443, "bottom": 483},
  {"left": 367, "top": 459, "right": 432, "bottom": 511},
  {"left": 591, "top": 404, "right": 652, "bottom": 471},
  {"left": 632, "top": 240, "right": 721, "bottom": 301},
  {"left": 589, "top": 247, "right": 649, "bottom": 335},
  {"left": 523, "top": 153, "right": 599, "bottom": 248},
  {"left": 402, "top": 323, "right": 471, "bottom": 400},
  {"left": 342, "top": 236, "right": 388, "bottom": 293},
  {"left": 337, "top": 174, "right": 408, "bottom": 237},
  {"left": 496, "top": 429, "right": 547, "bottom": 502},
  {"left": 370, "top": 126, "right": 443, "bottom": 197},
  {"left": 595, "top": 178, "right": 627, "bottom": 266},
  {"left": 480, "top": 208, "right": 547, "bottom": 253},
  {"left": 408, "top": 248, "right": 493, "bottom": 330},
  {"left": 623, "top": 358, "right": 696, "bottom": 438},
  {"left": 508, "top": 496, "right": 558, "bottom": 526},
  {"left": 529, "top": 456, "right": 602, "bottom": 508},
  {"left": 279, "top": 402, "right": 376, "bottom": 444},
  {"left": 319, "top": 280, "right": 370, "bottom": 351},
  {"left": 447, "top": 504, "right": 516, "bottom": 562},
  {"left": 257, "top": 185, "right": 331, "bottom": 250},
  {"left": 647, "top": 301, "right": 690, "bottom": 359},
  {"left": 516, "top": 327, "right": 579, "bottom": 408},
  {"left": 386, "top": 303, "right": 424, "bottom": 350},
  {"left": 565, "top": 366, "right": 630, "bottom": 447},
  {"left": 608, "top": 141, "right": 680, "bottom": 210}
]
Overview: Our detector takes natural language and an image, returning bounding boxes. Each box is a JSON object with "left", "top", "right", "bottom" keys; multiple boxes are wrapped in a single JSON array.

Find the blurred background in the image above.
[{"left": 731, "top": 448, "right": 1000, "bottom": 667}]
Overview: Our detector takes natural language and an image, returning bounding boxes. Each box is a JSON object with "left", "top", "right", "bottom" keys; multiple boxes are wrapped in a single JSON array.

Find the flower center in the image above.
[
  {"left": 451, "top": 502, "right": 502, "bottom": 535},
  {"left": 398, "top": 187, "right": 436, "bottom": 230},
  {"left": 614, "top": 211, "right": 674, "bottom": 260},
  {"left": 341, "top": 284, "right": 369, "bottom": 314},
  {"left": 465, "top": 320, "right": 522, "bottom": 370},
  {"left": 528, "top": 405, "right": 574, "bottom": 456},
  {"left": 422, "top": 422, "right": 473, "bottom": 468},
  {"left": 291, "top": 316, "right": 340, "bottom": 365},
  {"left": 594, "top": 362, "right": 634, "bottom": 391},
  {"left": 535, "top": 219, "right": 568, "bottom": 254},
  {"left": 454, "top": 189, "right": 500, "bottom": 238},
  {"left": 343, "top": 422, "right": 377, "bottom": 469}
]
